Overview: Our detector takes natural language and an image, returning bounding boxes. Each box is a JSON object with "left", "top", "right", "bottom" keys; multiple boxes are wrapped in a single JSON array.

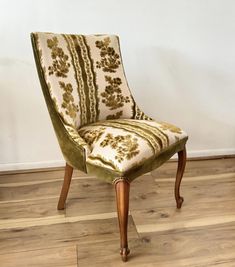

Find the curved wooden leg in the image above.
[
  {"left": 175, "top": 147, "right": 187, "bottom": 209},
  {"left": 115, "top": 179, "right": 130, "bottom": 262},
  {"left": 57, "top": 163, "right": 73, "bottom": 210}
]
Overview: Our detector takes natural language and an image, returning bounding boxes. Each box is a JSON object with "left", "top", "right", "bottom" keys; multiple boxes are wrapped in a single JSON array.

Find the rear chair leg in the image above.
[
  {"left": 57, "top": 163, "right": 73, "bottom": 210},
  {"left": 115, "top": 179, "right": 130, "bottom": 262},
  {"left": 175, "top": 147, "right": 187, "bottom": 209}
]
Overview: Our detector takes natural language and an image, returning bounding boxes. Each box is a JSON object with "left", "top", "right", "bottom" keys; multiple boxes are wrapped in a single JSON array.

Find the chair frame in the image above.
[{"left": 57, "top": 146, "right": 187, "bottom": 261}]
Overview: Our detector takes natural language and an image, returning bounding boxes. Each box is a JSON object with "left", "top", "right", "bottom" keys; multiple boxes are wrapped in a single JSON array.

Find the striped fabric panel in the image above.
[
  {"left": 63, "top": 34, "right": 87, "bottom": 126},
  {"left": 36, "top": 32, "right": 144, "bottom": 128},
  {"left": 88, "top": 119, "right": 170, "bottom": 154},
  {"left": 78, "top": 119, "right": 187, "bottom": 172},
  {"left": 88, "top": 121, "right": 160, "bottom": 154}
]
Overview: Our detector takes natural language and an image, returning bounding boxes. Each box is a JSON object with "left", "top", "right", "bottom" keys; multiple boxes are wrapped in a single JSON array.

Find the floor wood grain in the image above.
[
  {"left": 0, "top": 157, "right": 235, "bottom": 266},
  {"left": 0, "top": 246, "right": 78, "bottom": 267},
  {"left": 77, "top": 222, "right": 235, "bottom": 267}
]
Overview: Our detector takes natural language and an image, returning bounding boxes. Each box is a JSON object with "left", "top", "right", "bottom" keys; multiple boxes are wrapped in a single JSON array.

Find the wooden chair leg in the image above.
[
  {"left": 115, "top": 179, "right": 130, "bottom": 262},
  {"left": 57, "top": 163, "right": 73, "bottom": 210},
  {"left": 175, "top": 147, "right": 187, "bottom": 209}
]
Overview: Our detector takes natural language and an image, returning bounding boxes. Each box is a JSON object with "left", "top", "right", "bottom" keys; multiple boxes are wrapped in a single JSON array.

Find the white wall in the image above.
[{"left": 1, "top": 0, "right": 235, "bottom": 171}]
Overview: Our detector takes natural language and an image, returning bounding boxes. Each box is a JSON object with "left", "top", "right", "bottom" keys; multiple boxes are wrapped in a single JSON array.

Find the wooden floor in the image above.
[{"left": 1, "top": 158, "right": 235, "bottom": 266}]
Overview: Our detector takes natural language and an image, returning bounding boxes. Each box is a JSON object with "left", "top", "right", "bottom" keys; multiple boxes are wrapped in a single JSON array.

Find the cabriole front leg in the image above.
[{"left": 115, "top": 178, "right": 130, "bottom": 262}]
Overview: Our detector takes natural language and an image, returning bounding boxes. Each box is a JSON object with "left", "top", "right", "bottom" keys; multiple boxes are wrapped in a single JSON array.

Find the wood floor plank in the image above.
[
  {"left": 154, "top": 172, "right": 235, "bottom": 182},
  {"left": 151, "top": 157, "right": 235, "bottom": 178},
  {"left": 132, "top": 199, "right": 235, "bottom": 233},
  {"left": 0, "top": 174, "right": 149, "bottom": 223},
  {"left": 0, "top": 178, "right": 62, "bottom": 202},
  {"left": 0, "top": 179, "right": 115, "bottom": 220},
  {"left": 0, "top": 246, "right": 78, "bottom": 267},
  {"left": 0, "top": 198, "right": 60, "bottom": 220},
  {"left": 0, "top": 212, "right": 125, "bottom": 230},
  {"left": 77, "top": 222, "right": 235, "bottom": 267},
  {"left": 0, "top": 215, "right": 138, "bottom": 255},
  {"left": 0, "top": 176, "right": 109, "bottom": 202},
  {"left": 0, "top": 169, "right": 88, "bottom": 184},
  {"left": 131, "top": 173, "right": 235, "bottom": 233},
  {"left": 0, "top": 169, "right": 65, "bottom": 183},
  {"left": 130, "top": 173, "right": 235, "bottom": 212}
]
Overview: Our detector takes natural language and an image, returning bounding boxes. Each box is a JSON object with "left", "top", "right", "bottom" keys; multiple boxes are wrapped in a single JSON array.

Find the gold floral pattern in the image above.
[
  {"left": 101, "top": 76, "right": 130, "bottom": 112},
  {"left": 106, "top": 111, "right": 123, "bottom": 120},
  {"left": 159, "top": 122, "right": 182, "bottom": 134},
  {"left": 79, "top": 127, "right": 106, "bottom": 146},
  {"left": 47, "top": 37, "right": 70, "bottom": 77},
  {"left": 100, "top": 133, "right": 139, "bottom": 163},
  {"left": 59, "top": 81, "right": 79, "bottom": 120},
  {"left": 95, "top": 37, "right": 120, "bottom": 73}
]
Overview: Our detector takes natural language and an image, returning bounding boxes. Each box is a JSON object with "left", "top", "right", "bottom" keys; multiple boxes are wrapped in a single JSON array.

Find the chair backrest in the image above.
[{"left": 31, "top": 32, "right": 147, "bottom": 129}]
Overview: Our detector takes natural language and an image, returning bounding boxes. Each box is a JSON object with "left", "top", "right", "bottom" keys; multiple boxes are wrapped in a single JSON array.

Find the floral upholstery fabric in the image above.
[
  {"left": 78, "top": 119, "right": 187, "bottom": 175},
  {"left": 31, "top": 32, "right": 188, "bottom": 183},
  {"left": 33, "top": 32, "right": 148, "bottom": 129}
]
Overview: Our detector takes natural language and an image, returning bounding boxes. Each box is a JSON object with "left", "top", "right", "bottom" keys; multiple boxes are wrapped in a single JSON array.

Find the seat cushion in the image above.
[{"left": 78, "top": 119, "right": 188, "bottom": 181}]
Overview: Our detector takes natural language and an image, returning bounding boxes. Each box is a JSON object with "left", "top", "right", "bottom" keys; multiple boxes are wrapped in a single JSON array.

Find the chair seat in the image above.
[{"left": 78, "top": 119, "right": 188, "bottom": 179}]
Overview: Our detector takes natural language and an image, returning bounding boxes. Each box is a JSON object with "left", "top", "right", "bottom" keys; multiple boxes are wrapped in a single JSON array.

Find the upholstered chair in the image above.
[{"left": 31, "top": 32, "right": 188, "bottom": 262}]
